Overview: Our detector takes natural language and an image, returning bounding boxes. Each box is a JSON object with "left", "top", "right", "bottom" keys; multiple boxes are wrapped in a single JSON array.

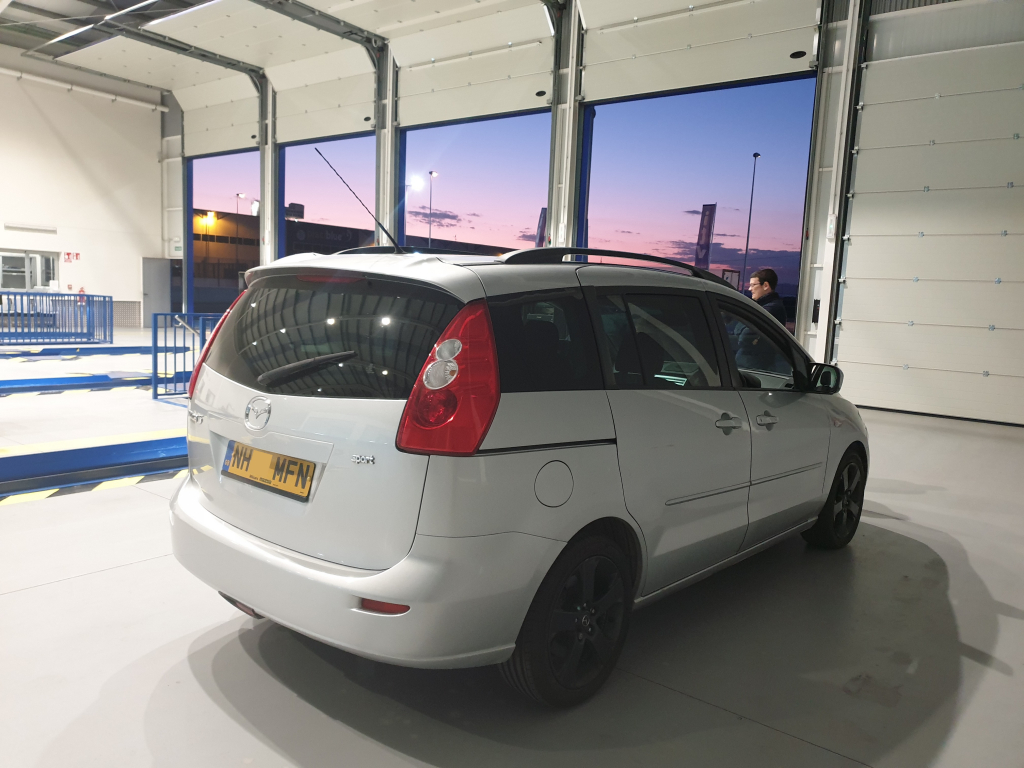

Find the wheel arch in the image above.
[{"left": 567, "top": 516, "right": 645, "bottom": 598}]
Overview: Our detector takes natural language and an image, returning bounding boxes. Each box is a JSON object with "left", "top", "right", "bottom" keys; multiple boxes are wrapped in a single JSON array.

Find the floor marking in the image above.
[
  {"left": 0, "top": 488, "right": 59, "bottom": 506},
  {"left": 0, "top": 468, "right": 187, "bottom": 505},
  {"left": 94, "top": 476, "right": 144, "bottom": 491}
]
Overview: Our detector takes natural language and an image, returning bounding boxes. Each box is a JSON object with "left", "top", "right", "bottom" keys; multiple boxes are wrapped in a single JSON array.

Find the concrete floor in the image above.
[{"left": 1, "top": 409, "right": 1022, "bottom": 767}]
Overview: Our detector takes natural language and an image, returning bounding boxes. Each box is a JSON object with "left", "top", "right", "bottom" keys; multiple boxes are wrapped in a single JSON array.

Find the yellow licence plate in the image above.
[{"left": 221, "top": 440, "right": 316, "bottom": 501}]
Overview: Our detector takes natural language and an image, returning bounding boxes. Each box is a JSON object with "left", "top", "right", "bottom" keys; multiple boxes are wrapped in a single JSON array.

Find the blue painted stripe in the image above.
[
  {"left": 0, "top": 375, "right": 152, "bottom": 394},
  {"left": 0, "top": 437, "right": 187, "bottom": 484},
  {"left": 0, "top": 345, "right": 189, "bottom": 358}
]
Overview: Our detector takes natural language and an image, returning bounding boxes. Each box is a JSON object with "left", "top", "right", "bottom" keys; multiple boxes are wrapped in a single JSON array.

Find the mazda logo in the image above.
[{"left": 244, "top": 397, "right": 272, "bottom": 430}]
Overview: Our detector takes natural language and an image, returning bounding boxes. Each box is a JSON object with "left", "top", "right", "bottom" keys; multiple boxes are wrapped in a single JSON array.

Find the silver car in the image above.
[{"left": 171, "top": 247, "right": 868, "bottom": 707}]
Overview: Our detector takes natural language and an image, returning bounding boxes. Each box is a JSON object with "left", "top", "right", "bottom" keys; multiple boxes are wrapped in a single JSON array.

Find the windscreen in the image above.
[{"left": 204, "top": 273, "right": 462, "bottom": 399}]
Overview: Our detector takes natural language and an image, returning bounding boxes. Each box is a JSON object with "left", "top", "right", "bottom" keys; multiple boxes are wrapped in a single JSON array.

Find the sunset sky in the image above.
[{"left": 192, "top": 75, "right": 815, "bottom": 294}]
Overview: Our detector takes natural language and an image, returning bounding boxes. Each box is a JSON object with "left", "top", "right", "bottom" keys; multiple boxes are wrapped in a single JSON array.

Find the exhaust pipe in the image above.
[{"left": 219, "top": 592, "right": 264, "bottom": 619}]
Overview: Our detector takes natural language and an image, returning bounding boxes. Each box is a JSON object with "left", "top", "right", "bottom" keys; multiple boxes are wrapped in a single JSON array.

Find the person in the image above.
[{"left": 748, "top": 268, "right": 787, "bottom": 326}]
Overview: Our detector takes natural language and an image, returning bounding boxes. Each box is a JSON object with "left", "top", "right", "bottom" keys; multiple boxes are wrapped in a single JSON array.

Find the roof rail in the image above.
[{"left": 502, "top": 247, "right": 737, "bottom": 290}]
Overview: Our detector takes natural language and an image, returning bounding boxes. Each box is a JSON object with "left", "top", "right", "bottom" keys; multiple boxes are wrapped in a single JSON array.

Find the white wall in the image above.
[{"left": 0, "top": 45, "right": 163, "bottom": 303}]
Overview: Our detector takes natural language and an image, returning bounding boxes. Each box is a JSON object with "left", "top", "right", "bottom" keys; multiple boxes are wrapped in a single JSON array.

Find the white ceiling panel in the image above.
[
  {"left": 585, "top": 0, "right": 814, "bottom": 64},
  {"left": 58, "top": 36, "right": 231, "bottom": 90},
  {"left": 174, "top": 72, "right": 256, "bottom": 111},
  {"left": 400, "top": 37, "right": 551, "bottom": 97},
  {"left": 183, "top": 96, "right": 259, "bottom": 156},
  {"left": 389, "top": 3, "right": 550, "bottom": 65},
  {"left": 584, "top": 26, "right": 815, "bottom": 102},
  {"left": 579, "top": 0, "right": 730, "bottom": 30},
  {"left": 400, "top": 67, "right": 550, "bottom": 126},
  {"left": 267, "top": 45, "right": 374, "bottom": 91},
  {"left": 399, "top": 37, "right": 552, "bottom": 125},
  {"left": 583, "top": 0, "right": 817, "bottom": 103},
  {"left": 145, "top": 0, "right": 361, "bottom": 70},
  {"left": 277, "top": 74, "right": 376, "bottom": 143},
  {"left": 308, "top": 0, "right": 536, "bottom": 39}
]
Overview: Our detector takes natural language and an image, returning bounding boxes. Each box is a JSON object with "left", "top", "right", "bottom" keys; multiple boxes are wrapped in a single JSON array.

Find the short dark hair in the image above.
[{"left": 750, "top": 268, "right": 778, "bottom": 291}]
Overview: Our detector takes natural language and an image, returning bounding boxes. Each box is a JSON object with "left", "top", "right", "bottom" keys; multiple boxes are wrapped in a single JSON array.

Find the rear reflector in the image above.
[
  {"left": 395, "top": 300, "right": 500, "bottom": 456},
  {"left": 219, "top": 591, "right": 264, "bottom": 619},
  {"left": 360, "top": 598, "right": 410, "bottom": 615}
]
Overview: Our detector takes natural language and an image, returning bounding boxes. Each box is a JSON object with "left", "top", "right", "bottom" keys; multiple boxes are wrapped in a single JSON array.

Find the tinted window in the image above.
[
  {"left": 625, "top": 294, "right": 721, "bottom": 388},
  {"left": 488, "top": 289, "right": 602, "bottom": 392},
  {"left": 205, "top": 273, "right": 461, "bottom": 399},
  {"left": 594, "top": 294, "right": 642, "bottom": 387},
  {"left": 719, "top": 307, "right": 798, "bottom": 390}
]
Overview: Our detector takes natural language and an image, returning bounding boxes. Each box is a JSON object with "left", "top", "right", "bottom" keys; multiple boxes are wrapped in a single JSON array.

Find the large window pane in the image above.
[
  {"left": 403, "top": 113, "right": 551, "bottom": 252},
  {"left": 283, "top": 136, "right": 377, "bottom": 255},
  {"left": 191, "top": 150, "right": 261, "bottom": 313},
  {"left": 585, "top": 79, "right": 816, "bottom": 331}
]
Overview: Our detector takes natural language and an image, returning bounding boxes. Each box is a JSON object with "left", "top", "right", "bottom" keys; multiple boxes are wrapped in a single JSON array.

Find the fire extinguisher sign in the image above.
[{"left": 62, "top": 252, "right": 80, "bottom": 263}]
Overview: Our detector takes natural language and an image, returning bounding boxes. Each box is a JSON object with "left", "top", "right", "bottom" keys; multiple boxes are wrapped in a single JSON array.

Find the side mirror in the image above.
[{"left": 810, "top": 363, "right": 843, "bottom": 395}]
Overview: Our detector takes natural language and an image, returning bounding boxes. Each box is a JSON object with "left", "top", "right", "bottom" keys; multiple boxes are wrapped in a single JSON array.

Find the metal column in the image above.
[
  {"left": 257, "top": 74, "right": 279, "bottom": 266},
  {"left": 797, "top": 0, "right": 869, "bottom": 362},
  {"left": 375, "top": 44, "right": 400, "bottom": 247},
  {"left": 545, "top": 0, "right": 586, "bottom": 249}
]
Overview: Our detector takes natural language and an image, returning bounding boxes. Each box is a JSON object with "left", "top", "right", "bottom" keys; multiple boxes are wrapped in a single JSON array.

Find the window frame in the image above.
[
  {"left": 708, "top": 294, "right": 812, "bottom": 392},
  {"left": 582, "top": 285, "right": 730, "bottom": 392}
]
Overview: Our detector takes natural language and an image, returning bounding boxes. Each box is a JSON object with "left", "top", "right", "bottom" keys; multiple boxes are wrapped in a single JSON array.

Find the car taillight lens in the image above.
[
  {"left": 187, "top": 291, "right": 246, "bottom": 399},
  {"left": 396, "top": 300, "right": 500, "bottom": 456}
]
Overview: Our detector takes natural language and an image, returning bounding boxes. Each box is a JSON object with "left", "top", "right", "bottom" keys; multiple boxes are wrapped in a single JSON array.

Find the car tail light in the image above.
[
  {"left": 359, "top": 598, "right": 410, "bottom": 615},
  {"left": 396, "top": 300, "right": 500, "bottom": 456},
  {"left": 188, "top": 291, "right": 246, "bottom": 399}
]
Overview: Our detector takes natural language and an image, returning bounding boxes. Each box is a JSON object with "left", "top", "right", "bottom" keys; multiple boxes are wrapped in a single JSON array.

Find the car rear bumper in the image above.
[{"left": 170, "top": 477, "right": 563, "bottom": 668}]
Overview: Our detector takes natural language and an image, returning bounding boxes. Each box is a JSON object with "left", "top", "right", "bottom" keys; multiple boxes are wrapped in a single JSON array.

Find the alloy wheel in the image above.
[
  {"left": 832, "top": 461, "right": 863, "bottom": 538},
  {"left": 547, "top": 555, "right": 626, "bottom": 689}
]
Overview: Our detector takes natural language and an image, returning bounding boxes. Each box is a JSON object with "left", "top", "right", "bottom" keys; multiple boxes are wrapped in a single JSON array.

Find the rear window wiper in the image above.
[{"left": 257, "top": 351, "right": 357, "bottom": 387}]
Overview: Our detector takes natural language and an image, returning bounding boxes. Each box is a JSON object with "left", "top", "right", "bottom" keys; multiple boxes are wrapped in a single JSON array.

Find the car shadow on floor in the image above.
[{"left": 176, "top": 518, "right": 1001, "bottom": 768}]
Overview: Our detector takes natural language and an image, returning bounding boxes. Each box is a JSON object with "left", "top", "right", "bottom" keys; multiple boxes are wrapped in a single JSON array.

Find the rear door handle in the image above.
[
  {"left": 756, "top": 411, "right": 779, "bottom": 426},
  {"left": 715, "top": 414, "right": 743, "bottom": 431}
]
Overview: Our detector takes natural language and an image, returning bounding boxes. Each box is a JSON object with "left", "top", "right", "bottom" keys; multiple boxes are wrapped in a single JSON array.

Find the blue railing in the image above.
[
  {"left": 151, "top": 312, "right": 222, "bottom": 398},
  {"left": 0, "top": 291, "right": 114, "bottom": 345}
]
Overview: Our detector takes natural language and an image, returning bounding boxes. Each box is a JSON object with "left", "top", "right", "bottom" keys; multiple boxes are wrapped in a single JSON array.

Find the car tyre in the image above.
[
  {"left": 802, "top": 450, "right": 866, "bottom": 550},
  {"left": 499, "top": 535, "right": 633, "bottom": 707}
]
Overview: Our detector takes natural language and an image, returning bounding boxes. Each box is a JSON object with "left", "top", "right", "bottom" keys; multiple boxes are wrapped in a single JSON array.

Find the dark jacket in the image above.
[{"left": 756, "top": 291, "right": 787, "bottom": 326}]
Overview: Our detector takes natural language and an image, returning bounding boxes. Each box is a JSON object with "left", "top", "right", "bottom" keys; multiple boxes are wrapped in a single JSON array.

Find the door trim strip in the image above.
[
  {"left": 665, "top": 480, "right": 750, "bottom": 507},
  {"left": 750, "top": 462, "right": 823, "bottom": 487},
  {"left": 476, "top": 438, "right": 616, "bottom": 456}
]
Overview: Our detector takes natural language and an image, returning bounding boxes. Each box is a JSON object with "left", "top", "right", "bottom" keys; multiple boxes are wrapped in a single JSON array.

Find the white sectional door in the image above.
[{"left": 834, "top": 41, "right": 1024, "bottom": 424}]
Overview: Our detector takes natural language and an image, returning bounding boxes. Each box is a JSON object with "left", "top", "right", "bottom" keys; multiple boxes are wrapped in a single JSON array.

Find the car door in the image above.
[
  {"left": 711, "top": 296, "right": 831, "bottom": 548},
  {"left": 586, "top": 283, "right": 751, "bottom": 595}
]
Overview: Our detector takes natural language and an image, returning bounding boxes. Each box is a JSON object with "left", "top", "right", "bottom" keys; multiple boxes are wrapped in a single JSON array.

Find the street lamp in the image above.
[
  {"left": 234, "top": 193, "right": 246, "bottom": 264},
  {"left": 741, "top": 152, "right": 761, "bottom": 293},
  {"left": 428, "top": 170, "right": 438, "bottom": 248}
]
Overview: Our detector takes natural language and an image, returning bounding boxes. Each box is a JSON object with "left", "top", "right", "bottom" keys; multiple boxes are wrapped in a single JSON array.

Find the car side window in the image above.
[
  {"left": 625, "top": 294, "right": 722, "bottom": 389},
  {"left": 487, "top": 288, "right": 603, "bottom": 392},
  {"left": 593, "top": 294, "right": 643, "bottom": 387},
  {"left": 718, "top": 306, "right": 798, "bottom": 390}
]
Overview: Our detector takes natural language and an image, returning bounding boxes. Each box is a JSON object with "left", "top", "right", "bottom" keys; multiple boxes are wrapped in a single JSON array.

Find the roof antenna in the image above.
[{"left": 314, "top": 147, "right": 402, "bottom": 251}]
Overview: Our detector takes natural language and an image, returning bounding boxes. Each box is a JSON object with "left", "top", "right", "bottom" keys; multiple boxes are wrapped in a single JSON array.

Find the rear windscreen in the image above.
[{"left": 205, "top": 273, "right": 462, "bottom": 399}]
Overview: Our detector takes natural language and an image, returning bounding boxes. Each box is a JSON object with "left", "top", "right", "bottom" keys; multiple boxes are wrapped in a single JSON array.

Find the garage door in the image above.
[{"left": 834, "top": 40, "right": 1024, "bottom": 424}]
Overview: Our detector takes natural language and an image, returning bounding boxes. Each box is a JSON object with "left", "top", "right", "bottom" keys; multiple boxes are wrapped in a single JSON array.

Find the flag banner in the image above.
[
  {"left": 534, "top": 207, "right": 548, "bottom": 247},
  {"left": 694, "top": 204, "right": 716, "bottom": 270}
]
